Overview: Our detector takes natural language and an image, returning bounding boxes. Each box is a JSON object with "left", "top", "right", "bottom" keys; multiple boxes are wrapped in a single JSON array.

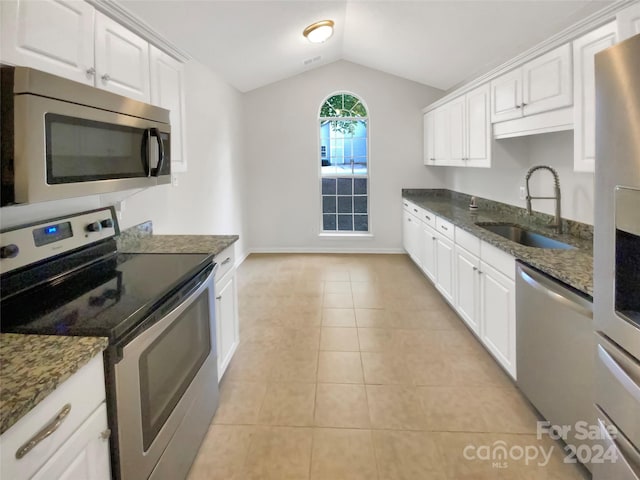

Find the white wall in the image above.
[
  {"left": 244, "top": 60, "right": 445, "bottom": 252},
  {"left": 444, "top": 131, "right": 594, "bottom": 225},
  {"left": 1, "top": 59, "right": 248, "bottom": 259}
]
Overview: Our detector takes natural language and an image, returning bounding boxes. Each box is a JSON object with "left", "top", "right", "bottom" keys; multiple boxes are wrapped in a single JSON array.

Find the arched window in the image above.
[{"left": 319, "top": 93, "right": 369, "bottom": 233}]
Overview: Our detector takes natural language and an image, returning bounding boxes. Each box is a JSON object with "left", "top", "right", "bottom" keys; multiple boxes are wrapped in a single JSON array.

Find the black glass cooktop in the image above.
[{"left": 0, "top": 252, "right": 213, "bottom": 343}]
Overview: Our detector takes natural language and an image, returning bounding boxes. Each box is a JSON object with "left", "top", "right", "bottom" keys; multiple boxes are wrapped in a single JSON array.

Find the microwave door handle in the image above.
[
  {"left": 149, "top": 128, "right": 165, "bottom": 177},
  {"left": 140, "top": 128, "right": 151, "bottom": 177}
]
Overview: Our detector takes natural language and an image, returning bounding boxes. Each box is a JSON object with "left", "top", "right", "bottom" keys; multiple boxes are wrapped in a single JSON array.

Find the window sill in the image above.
[{"left": 318, "top": 233, "right": 374, "bottom": 239}]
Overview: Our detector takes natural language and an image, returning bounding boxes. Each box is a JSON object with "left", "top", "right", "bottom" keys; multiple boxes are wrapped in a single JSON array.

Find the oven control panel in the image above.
[{"left": 0, "top": 207, "right": 119, "bottom": 275}]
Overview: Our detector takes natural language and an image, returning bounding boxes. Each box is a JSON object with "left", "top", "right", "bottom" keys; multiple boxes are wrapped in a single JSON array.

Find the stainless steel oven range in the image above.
[{"left": 0, "top": 207, "right": 219, "bottom": 480}]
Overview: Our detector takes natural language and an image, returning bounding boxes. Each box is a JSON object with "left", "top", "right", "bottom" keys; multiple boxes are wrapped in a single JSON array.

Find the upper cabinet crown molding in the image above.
[
  {"left": 86, "top": 0, "right": 191, "bottom": 63},
  {"left": 617, "top": 1, "right": 640, "bottom": 40},
  {"left": 423, "top": 0, "right": 638, "bottom": 114}
]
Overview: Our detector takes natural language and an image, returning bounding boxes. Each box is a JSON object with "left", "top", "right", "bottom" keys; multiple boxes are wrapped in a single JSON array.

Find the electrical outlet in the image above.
[
  {"left": 172, "top": 174, "right": 179, "bottom": 187},
  {"left": 519, "top": 186, "right": 526, "bottom": 200}
]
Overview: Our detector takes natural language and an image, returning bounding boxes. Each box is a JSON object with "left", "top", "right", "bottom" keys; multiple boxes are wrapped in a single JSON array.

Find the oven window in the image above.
[
  {"left": 615, "top": 228, "right": 640, "bottom": 327},
  {"left": 45, "top": 113, "right": 148, "bottom": 183},
  {"left": 139, "top": 292, "right": 211, "bottom": 451}
]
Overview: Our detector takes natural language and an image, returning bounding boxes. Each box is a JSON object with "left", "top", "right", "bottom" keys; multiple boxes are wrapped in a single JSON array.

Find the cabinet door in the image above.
[
  {"left": 522, "top": 43, "right": 572, "bottom": 116},
  {"left": 454, "top": 245, "right": 480, "bottom": 334},
  {"left": 480, "top": 261, "right": 516, "bottom": 379},
  {"left": 465, "top": 83, "right": 491, "bottom": 168},
  {"left": 573, "top": 22, "right": 617, "bottom": 173},
  {"left": 423, "top": 112, "right": 435, "bottom": 165},
  {"left": 490, "top": 68, "right": 523, "bottom": 123},
  {"left": 407, "top": 212, "right": 423, "bottom": 267},
  {"left": 447, "top": 96, "right": 467, "bottom": 166},
  {"left": 433, "top": 106, "right": 450, "bottom": 163},
  {"left": 421, "top": 223, "right": 437, "bottom": 282},
  {"left": 94, "top": 12, "right": 150, "bottom": 102},
  {"left": 150, "top": 46, "right": 187, "bottom": 172},
  {"left": 0, "top": 0, "right": 95, "bottom": 84},
  {"left": 435, "top": 234, "right": 454, "bottom": 303},
  {"left": 402, "top": 209, "right": 412, "bottom": 255},
  {"left": 31, "top": 404, "right": 110, "bottom": 480},
  {"left": 216, "top": 271, "right": 239, "bottom": 379},
  {"left": 617, "top": 2, "right": 640, "bottom": 41}
]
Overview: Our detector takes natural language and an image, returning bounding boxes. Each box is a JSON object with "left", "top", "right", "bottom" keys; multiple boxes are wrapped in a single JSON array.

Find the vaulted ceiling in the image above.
[{"left": 120, "top": 0, "right": 613, "bottom": 92}]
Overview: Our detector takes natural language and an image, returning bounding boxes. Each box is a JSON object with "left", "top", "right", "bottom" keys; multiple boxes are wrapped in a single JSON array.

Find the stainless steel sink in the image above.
[{"left": 476, "top": 223, "right": 575, "bottom": 250}]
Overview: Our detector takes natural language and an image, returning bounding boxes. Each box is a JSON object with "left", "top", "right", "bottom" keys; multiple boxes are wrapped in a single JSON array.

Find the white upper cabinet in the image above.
[
  {"left": 521, "top": 43, "right": 573, "bottom": 116},
  {"left": 150, "top": 46, "right": 187, "bottom": 171},
  {"left": 94, "top": 12, "right": 150, "bottom": 102},
  {"left": 424, "top": 83, "right": 491, "bottom": 168},
  {"left": 423, "top": 111, "right": 435, "bottom": 165},
  {"left": 465, "top": 83, "right": 491, "bottom": 167},
  {"left": 491, "top": 44, "right": 572, "bottom": 122},
  {"left": 573, "top": 22, "right": 618, "bottom": 172},
  {"left": 617, "top": 2, "right": 640, "bottom": 41},
  {"left": 490, "top": 68, "right": 523, "bottom": 123},
  {"left": 448, "top": 96, "right": 467, "bottom": 166},
  {"left": 0, "top": 0, "right": 95, "bottom": 84}
]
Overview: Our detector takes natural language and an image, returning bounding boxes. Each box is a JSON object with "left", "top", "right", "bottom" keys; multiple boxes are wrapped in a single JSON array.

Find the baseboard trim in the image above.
[
  {"left": 235, "top": 250, "right": 251, "bottom": 268},
  {"left": 247, "top": 247, "right": 406, "bottom": 254}
]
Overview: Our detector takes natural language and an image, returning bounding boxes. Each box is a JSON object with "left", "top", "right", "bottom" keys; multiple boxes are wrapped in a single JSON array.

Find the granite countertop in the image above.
[
  {"left": 116, "top": 221, "right": 239, "bottom": 256},
  {"left": 0, "top": 334, "right": 108, "bottom": 435},
  {"left": 119, "top": 234, "right": 239, "bottom": 256},
  {"left": 402, "top": 189, "right": 594, "bottom": 297}
]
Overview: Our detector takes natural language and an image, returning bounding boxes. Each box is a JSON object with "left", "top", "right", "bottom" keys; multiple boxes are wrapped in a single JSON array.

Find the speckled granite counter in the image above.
[
  {"left": 0, "top": 334, "right": 108, "bottom": 435},
  {"left": 403, "top": 189, "right": 594, "bottom": 297},
  {"left": 117, "top": 221, "right": 239, "bottom": 256}
]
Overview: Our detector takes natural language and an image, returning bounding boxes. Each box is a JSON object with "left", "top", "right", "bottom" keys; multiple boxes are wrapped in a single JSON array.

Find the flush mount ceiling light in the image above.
[{"left": 303, "top": 20, "right": 334, "bottom": 44}]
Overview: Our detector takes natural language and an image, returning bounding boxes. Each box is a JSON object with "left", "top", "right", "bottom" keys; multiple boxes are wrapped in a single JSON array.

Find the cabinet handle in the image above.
[
  {"left": 408, "top": 218, "right": 412, "bottom": 222},
  {"left": 440, "top": 225, "right": 448, "bottom": 231},
  {"left": 101, "top": 73, "right": 111, "bottom": 82},
  {"left": 522, "top": 102, "right": 527, "bottom": 107},
  {"left": 16, "top": 404, "right": 71, "bottom": 459},
  {"left": 425, "top": 215, "right": 431, "bottom": 221},
  {"left": 432, "top": 236, "right": 436, "bottom": 240},
  {"left": 86, "top": 67, "right": 95, "bottom": 76},
  {"left": 473, "top": 266, "right": 478, "bottom": 271},
  {"left": 221, "top": 257, "right": 231, "bottom": 266},
  {"left": 413, "top": 208, "right": 418, "bottom": 213},
  {"left": 403, "top": 202, "right": 408, "bottom": 207},
  {"left": 216, "top": 295, "right": 222, "bottom": 300}
]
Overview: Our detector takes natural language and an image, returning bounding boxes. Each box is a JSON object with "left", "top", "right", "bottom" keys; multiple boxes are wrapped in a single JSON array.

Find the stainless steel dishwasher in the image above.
[{"left": 516, "top": 262, "right": 595, "bottom": 469}]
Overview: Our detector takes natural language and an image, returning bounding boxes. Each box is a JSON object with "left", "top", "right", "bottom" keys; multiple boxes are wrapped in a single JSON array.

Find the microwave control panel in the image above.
[{"left": 0, "top": 207, "right": 119, "bottom": 275}]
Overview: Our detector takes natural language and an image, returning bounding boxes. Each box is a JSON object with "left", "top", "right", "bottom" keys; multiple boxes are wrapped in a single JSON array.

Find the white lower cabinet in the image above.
[
  {"left": 479, "top": 260, "right": 516, "bottom": 379},
  {"left": 421, "top": 223, "right": 437, "bottom": 282},
  {"left": 214, "top": 245, "right": 240, "bottom": 380},
  {"left": 454, "top": 245, "right": 480, "bottom": 334},
  {"left": 401, "top": 204, "right": 517, "bottom": 378},
  {"left": 0, "top": 354, "right": 110, "bottom": 480},
  {"left": 434, "top": 233, "right": 454, "bottom": 304}
]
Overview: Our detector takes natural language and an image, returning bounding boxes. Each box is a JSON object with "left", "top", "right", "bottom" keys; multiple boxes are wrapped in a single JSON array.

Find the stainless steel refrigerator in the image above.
[{"left": 593, "top": 32, "right": 640, "bottom": 479}]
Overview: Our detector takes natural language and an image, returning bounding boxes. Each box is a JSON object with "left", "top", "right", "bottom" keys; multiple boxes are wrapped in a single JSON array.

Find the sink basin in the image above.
[{"left": 476, "top": 223, "right": 575, "bottom": 250}]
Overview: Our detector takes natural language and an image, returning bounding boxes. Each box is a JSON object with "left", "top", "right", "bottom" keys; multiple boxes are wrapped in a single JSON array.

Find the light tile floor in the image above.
[{"left": 187, "top": 254, "right": 589, "bottom": 480}]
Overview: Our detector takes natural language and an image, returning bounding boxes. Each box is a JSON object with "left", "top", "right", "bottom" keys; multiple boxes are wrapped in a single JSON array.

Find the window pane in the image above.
[
  {"left": 354, "top": 179, "right": 367, "bottom": 194},
  {"left": 337, "top": 196, "right": 353, "bottom": 213},
  {"left": 338, "top": 215, "right": 353, "bottom": 230},
  {"left": 354, "top": 196, "right": 367, "bottom": 214},
  {"left": 354, "top": 215, "right": 368, "bottom": 232},
  {"left": 323, "top": 214, "right": 337, "bottom": 230},
  {"left": 337, "top": 178, "right": 352, "bottom": 195},
  {"left": 323, "top": 196, "right": 336, "bottom": 213},
  {"left": 322, "top": 178, "right": 336, "bottom": 194}
]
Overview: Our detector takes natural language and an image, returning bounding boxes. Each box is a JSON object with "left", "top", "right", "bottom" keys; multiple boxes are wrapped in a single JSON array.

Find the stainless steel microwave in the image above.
[{"left": 1, "top": 66, "right": 170, "bottom": 206}]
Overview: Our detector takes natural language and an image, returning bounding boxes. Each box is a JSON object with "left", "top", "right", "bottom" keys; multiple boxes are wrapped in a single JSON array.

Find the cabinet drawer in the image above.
[
  {"left": 481, "top": 241, "right": 515, "bottom": 280},
  {"left": 420, "top": 209, "right": 436, "bottom": 229},
  {"left": 455, "top": 227, "right": 480, "bottom": 257},
  {"left": 435, "top": 217, "right": 454, "bottom": 241},
  {"left": 215, "top": 244, "right": 235, "bottom": 282},
  {"left": 402, "top": 199, "right": 413, "bottom": 212},
  {"left": 1, "top": 354, "right": 106, "bottom": 480}
]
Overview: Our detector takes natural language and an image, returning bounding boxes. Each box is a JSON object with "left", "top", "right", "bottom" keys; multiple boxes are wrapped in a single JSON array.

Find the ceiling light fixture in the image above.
[{"left": 303, "top": 20, "right": 334, "bottom": 44}]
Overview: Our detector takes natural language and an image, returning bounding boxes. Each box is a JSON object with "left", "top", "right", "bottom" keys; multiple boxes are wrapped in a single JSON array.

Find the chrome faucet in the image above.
[{"left": 525, "top": 165, "right": 563, "bottom": 234}]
